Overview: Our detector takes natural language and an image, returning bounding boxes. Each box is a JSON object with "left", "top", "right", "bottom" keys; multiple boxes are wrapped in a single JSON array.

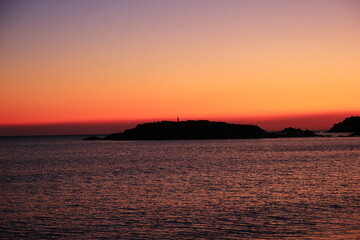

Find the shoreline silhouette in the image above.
[
  {"left": 84, "top": 120, "right": 327, "bottom": 141},
  {"left": 328, "top": 116, "right": 360, "bottom": 133}
]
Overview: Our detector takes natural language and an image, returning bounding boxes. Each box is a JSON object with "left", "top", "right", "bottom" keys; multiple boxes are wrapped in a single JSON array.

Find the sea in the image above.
[{"left": 0, "top": 136, "right": 359, "bottom": 239}]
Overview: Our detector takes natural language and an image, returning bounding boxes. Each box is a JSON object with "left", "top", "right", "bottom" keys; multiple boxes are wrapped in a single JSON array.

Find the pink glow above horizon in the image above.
[
  {"left": 0, "top": 112, "right": 358, "bottom": 136},
  {"left": 1, "top": 1, "right": 360, "bottom": 135}
]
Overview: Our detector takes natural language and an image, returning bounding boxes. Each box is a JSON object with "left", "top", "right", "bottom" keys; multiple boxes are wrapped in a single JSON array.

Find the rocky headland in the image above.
[{"left": 328, "top": 116, "right": 360, "bottom": 133}]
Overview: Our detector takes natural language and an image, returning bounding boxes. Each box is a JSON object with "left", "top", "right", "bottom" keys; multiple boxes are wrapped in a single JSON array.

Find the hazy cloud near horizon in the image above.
[{"left": 1, "top": 113, "right": 359, "bottom": 136}]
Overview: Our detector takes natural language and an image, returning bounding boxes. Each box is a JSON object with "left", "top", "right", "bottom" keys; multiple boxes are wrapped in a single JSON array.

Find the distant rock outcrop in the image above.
[
  {"left": 277, "top": 127, "right": 319, "bottom": 137},
  {"left": 86, "top": 120, "right": 269, "bottom": 140},
  {"left": 328, "top": 116, "right": 360, "bottom": 132}
]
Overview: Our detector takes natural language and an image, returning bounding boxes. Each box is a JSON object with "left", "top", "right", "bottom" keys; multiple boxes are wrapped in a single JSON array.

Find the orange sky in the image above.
[{"left": 1, "top": 1, "right": 360, "bottom": 135}]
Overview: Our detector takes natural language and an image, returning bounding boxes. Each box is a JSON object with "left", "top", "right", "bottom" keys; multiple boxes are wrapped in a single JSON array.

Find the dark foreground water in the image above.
[{"left": 0, "top": 136, "right": 359, "bottom": 239}]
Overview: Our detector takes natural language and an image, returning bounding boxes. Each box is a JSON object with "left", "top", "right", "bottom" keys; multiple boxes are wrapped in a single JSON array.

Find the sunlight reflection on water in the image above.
[{"left": 0, "top": 137, "right": 359, "bottom": 239}]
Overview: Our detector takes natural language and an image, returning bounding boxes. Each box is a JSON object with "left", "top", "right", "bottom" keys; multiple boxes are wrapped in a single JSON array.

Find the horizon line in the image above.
[
  {"left": 1, "top": 112, "right": 359, "bottom": 137},
  {"left": 1, "top": 111, "right": 359, "bottom": 127}
]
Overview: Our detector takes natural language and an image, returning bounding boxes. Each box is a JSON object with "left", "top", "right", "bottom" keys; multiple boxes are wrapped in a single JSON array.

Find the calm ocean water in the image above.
[{"left": 0, "top": 136, "right": 359, "bottom": 239}]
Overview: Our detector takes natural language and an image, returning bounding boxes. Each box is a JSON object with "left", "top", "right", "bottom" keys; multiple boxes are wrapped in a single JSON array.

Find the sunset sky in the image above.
[{"left": 1, "top": 0, "right": 360, "bottom": 135}]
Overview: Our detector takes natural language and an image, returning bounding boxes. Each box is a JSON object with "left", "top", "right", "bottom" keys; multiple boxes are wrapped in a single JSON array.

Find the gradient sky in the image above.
[{"left": 1, "top": 0, "right": 360, "bottom": 134}]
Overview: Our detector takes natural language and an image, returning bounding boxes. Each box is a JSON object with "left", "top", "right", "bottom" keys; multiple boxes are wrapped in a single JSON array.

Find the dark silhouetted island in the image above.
[
  {"left": 328, "top": 116, "right": 360, "bottom": 133},
  {"left": 84, "top": 120, "right": 269, "bottom": 140},
  {"left": 276, "top": 127, "right": 319, "bottom": 138}
]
